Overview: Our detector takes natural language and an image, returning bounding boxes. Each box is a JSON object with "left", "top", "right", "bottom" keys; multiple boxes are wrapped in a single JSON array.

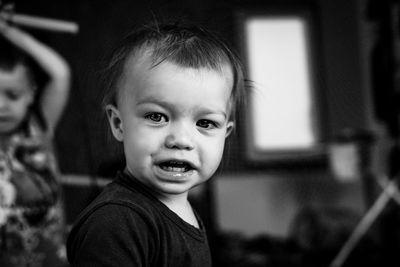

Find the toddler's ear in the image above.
[
  {"left": 225, "top": 121, "right": 235, "bottom": 138},
  {"left": 106, "top": 104, "right": 124, "bottom": 142}
]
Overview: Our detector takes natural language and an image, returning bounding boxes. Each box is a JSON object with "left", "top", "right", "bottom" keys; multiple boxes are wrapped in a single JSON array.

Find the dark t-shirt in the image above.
[{"left": 67, "top": 171, "right": 212, "bottom": 267}]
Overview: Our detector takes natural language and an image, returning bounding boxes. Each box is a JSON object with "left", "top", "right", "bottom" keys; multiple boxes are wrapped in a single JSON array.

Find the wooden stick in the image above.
[
  {"left": 377, "top": 175, "right": 400, "bottom": 205},
  {"left": 330, "top": 179, "right": 397, "bottom": 267},
  {"left": 8, "top": 13, "right": 79, "bottom": 34}
]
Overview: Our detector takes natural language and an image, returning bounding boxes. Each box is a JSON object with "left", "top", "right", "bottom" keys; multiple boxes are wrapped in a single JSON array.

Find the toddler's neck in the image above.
[{"left": 160, "top": 195, "right": 200, "bottom": 229}]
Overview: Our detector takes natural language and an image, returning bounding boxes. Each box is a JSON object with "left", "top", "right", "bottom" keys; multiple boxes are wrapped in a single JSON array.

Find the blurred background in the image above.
[{"left": 5, "top": 0, "right": 400, "bottom": 266}]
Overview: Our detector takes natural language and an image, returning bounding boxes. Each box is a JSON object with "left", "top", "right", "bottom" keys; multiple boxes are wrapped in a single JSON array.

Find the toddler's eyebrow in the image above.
[{"left": 136, "top": 98, "right": 227, "bottom": 119}]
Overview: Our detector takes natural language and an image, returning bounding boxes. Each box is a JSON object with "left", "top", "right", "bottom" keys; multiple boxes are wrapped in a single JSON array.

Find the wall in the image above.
[{"left": 214, "top": 171, "right": 365, "bottom": 238}]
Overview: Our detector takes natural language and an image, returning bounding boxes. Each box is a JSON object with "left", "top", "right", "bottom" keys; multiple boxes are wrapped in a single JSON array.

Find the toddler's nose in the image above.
[{"left": 164, "top": 122, "right": 194, "bottom": 150}]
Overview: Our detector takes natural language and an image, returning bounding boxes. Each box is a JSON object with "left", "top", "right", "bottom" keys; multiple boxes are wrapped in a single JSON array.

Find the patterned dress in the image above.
[{"left": 0, "top": 117, "right": 67, "bottom": 267}]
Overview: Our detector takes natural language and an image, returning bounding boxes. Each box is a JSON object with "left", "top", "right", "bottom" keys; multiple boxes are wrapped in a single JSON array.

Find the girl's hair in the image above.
[
  {"left": 101, "top": 21, "right": 245, "bottom": 121},
  {"left": 0, "top": 36, "right": 37, "bottom": 87},
  {"left": 0, "top": 36, "right": 47, "bottom": 129}
]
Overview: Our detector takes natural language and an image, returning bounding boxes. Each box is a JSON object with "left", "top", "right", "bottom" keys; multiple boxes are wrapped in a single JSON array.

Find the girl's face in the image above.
[
  {"left": 107, "top": 55, "right": 234, "bottom": 202},
  {"left": 0, "top": 65, "right": 34, "bottom": 135}
]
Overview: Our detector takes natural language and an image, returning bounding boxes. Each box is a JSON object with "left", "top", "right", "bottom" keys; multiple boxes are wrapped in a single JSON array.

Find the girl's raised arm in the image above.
[{"left": 0, "top": 21, "right": 70, "bottom": 136}]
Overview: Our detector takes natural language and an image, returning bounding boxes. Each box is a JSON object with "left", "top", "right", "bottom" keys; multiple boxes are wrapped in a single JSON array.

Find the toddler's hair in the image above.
[{"left": 101, "top": 21, "right": 245, "bottom": 121}]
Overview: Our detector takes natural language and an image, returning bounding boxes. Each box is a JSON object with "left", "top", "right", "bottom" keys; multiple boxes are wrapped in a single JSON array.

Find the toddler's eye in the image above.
[
  {"left": 145, "top": 113, "right": 168, "bottom": 123},
  {"left": 197, "top": 119, "right": 217, "bottom": 129}
]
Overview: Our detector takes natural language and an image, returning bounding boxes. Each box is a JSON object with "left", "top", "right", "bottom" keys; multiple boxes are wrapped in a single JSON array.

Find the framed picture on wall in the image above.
[{"left": 236, "top": 5, "right": 327, "bottom": 164}]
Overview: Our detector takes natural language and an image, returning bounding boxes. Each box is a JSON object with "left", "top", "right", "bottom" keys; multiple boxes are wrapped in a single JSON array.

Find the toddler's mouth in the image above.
[{"left": 158, "top": 160, "right": 194, "bottom": 173}]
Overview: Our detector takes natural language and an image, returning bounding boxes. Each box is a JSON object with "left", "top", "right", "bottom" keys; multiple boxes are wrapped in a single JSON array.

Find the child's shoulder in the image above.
[
  {"left": 99, "top": 184, "right": 152, "bottom": 210},
  {"left": 73, "top": 176, "right": 160, "bottom": 225},
  {"left": 67, "top": 178, "right": 163, "bottom": 248},
  {"left": 66, "top": 180, "right": 161, "bottom": 266},
  {"left": 12, "top": 112, "right": 49, "bottom": 141}
]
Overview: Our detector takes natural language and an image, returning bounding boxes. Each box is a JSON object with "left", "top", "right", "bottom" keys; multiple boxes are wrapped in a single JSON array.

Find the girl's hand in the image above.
[
  {"left": 0, "top": 3, "right": 13, "bottom": 31},
  {"left": 11, "top": 136, "right": 49, "bottom": 171}
]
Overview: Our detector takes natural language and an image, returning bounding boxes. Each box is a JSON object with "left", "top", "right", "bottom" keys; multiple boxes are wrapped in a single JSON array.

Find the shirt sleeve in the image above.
[{"left": 67, "top": 203, "right": 157, "bottom": 267}]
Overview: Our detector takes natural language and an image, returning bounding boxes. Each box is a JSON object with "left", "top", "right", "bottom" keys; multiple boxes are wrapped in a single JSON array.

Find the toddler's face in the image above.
[
  {"left": 107, "top": 55, "right": 234, "bottom": 201},
  {"left": 0, "top": 65, "right": 34, "bottom": 135}
]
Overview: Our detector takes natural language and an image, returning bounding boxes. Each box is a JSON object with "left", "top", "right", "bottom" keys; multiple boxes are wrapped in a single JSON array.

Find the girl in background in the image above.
[{"left": 0, "top": 17, "right": 70, "bottom": 266}]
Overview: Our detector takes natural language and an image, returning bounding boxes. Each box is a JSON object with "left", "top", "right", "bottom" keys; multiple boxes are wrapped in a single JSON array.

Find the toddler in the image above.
[{"left": 67, "top": 22, "right": 245, "bottom": 267}]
